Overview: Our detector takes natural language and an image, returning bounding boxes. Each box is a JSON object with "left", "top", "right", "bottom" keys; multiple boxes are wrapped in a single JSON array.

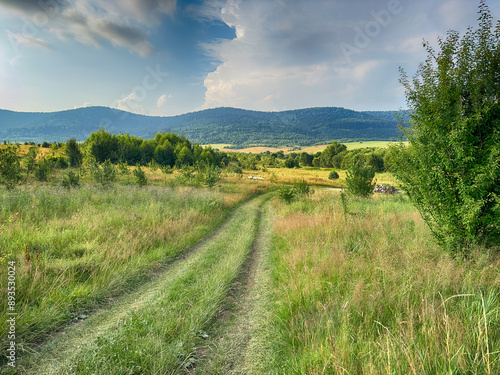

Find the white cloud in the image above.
[
  {"left": 156, "top": 93, "right": 171, "bottom": 108},
  {"left": 0, "top": 0, "right": 176, "bottom": 57},
  {"left": 6, "top": 30, "right": 50, "bottom": 49},
  {"left": 199, "top": 0, "right": 402, "bottom": 111},
  {"left": 116, "top": 92, "right": 144, "bottom": 114}
]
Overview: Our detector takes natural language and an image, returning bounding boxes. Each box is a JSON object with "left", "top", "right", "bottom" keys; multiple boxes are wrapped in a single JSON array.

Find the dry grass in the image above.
[{"left": 267, "top": 190, "right": 500, "bottom": 373}]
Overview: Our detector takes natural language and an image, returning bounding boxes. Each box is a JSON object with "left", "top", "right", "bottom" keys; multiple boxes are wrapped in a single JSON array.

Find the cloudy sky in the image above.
[{"left": 0, "top": 0, "right": 498, "bottom": 116}]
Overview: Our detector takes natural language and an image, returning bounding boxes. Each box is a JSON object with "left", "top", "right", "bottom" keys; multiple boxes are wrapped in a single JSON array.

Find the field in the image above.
[
  {"left": 208, "top": 141, "right": 399, "bottom": 154},
  {"left": 1, "top": 167, "right": 499, "bottom": 374}
]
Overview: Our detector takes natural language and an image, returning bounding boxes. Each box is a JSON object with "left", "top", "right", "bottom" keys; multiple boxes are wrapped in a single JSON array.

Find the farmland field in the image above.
[
  {"left": 1, "top": 169, "right": 499, "bottom": 374},
  {"left": 208, "top": 141, "right": 400, "bottom": 154}
]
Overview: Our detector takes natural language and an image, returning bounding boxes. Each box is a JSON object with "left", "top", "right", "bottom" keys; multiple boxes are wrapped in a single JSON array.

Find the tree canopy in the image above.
[{"left": 391, "top": 2, "right": 500, "bottom": 254}]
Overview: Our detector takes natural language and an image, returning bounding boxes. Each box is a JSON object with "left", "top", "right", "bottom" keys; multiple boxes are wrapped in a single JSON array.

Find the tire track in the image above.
[
  {"left": 14, "top": 194, "right": 268, "bottom": 375},
  {"left": 193, "top": 200, "right": 275, "bottom": 375}
]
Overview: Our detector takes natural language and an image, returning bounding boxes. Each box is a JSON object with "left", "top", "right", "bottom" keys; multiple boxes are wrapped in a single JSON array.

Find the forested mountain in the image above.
[{"left": 0, "top": 106, "right": 403, "bottom": 147}]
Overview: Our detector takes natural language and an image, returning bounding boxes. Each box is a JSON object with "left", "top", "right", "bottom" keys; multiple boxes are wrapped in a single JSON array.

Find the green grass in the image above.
[
  {"left": 0, "top": 184, "right": 238, "bottom": 358},
  {"left": 265, "top": 191, "right": 500, "bottom": 374},
  {"left": 14, "top": 195, "right": 268, "bottom": 375}
]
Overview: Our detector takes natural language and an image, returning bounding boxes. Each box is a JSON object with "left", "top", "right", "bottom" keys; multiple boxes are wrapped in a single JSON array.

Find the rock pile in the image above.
[{"left": 373, "top": 184, "right": 397, "bottom": 194}]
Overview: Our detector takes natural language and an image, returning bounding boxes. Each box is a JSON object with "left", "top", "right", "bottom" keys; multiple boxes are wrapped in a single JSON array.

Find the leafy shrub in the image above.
[
  {"left": 48, "top": 156, "right": 69, "bottom": 169},
  {"left": 118, "top": 162, "right": 130, "bottom": 175},
  {"left": 345, "top": 163, "right": 376, "bottom": 197},
  {"left": 91, "top": 159, "right": 116, "bottom": 187},
  {"left": 392, "top": 4, "right": 500, "bottom": 253},
  {"left": 133, "top": 164, "right": 148, "bottom": 186},
  {"left": 278, "top": 186, "right": 296, "bottom": 204},
  {"left": 328, "top": 170, "right": 339, "bottom": 180},
  {"left": 34, "top": 159, "right": 52, "bottom": 182},
  {"left": 65, "top": 138, "right": 83, "bottom": 167},
  {"left": 293, "top": 179, "right": 311, "bottom": 195},
  {"left": 0, "top": 146, "right": 24, "bottom": 189},
  {"left": 61, "top": 170, "right": 80, "bottom": 189}
]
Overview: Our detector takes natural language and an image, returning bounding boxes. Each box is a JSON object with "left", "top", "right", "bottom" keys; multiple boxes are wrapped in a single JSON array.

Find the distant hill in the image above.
[{"left": 0, "top": 106, "right": 404, "bottom": 147}]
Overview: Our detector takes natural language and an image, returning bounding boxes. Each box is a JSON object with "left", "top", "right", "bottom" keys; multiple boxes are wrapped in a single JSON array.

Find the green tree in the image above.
[
  {"left": 391, "top": 3, "right": 500, "bottom": 253},
  {"left": 65, "top": 138, "right": 83, "bottom": 167},
  {"left": 0, "top": 146, "right": 24, "bottom": 189},
  {"left": 345, "top": 163, "right": 376, "bottom": 197},
  {"left": 320, "top": 141, "right": 347, "bottom": 167}
]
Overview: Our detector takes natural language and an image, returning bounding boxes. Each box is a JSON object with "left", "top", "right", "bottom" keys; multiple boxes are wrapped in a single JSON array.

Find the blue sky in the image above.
[{"left": 0, "top": 0, "right": 498, "bottom": 116}]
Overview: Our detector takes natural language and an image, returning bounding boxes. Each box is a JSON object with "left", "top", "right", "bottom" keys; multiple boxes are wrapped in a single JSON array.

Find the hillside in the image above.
[{"left": 0, "top": 106, "right": 403, "bottom": 147}]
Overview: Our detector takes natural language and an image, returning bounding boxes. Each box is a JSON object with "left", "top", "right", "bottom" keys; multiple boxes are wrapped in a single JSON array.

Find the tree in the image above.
[
  {"left": 0, "top": 146, "right": 24, "bottom": 189},
  {"left": 320, "top": 141, "right": 347, "bottom": 167},
  {"left": 391, "top": 2, "right": 500, "bottom": 253},
  {"left": 65, "top": 138, "right": 83, "bottom": 167},
  {"left": 345, "top": 163, "right": 376, "bottom": 197}
]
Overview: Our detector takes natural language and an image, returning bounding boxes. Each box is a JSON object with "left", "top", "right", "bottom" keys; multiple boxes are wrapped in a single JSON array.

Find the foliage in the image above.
[
  {"left": 34, "top": 158, "right": 52, "bottom": 182},
  {"left": 61, "top": 170, "right": 80, "bottom": 189},
  {"left": 65, "top": 138, "right": 83, "bottom": 167},
  {"left": 391, "top": 3, "right": 500, "bottom": 253},
  {"left": 133, "top": 164, "right": 148, "bottom": 186},
  {"left": 277, "top": 186, "right": 296, "bottom": 204},
  {"left": 0, "top": 106, "right": 400, "bottom": 146},
  {"left": 24, "top": 146, "right": 38, "bottom": 181},
  {"left": 0, "top": 146, "right": 24, "bottom": 189},
  {"left": 319, "top": 141, "right": 347, "bottom": 167},
  {"left": 277, "top": 179, "right": 312, "bottom": 203},
  {"left": 328, "top": 170, "right": 339, "bottom": 180},
  {"left": 345, "top": 163, "right": 376, "bottom": 197},
  {"left": 198, "top": 163, "right": 221, "bottom": 189},
  {"left": 91, "top": 159, "right": 117, "bottom": 187}
]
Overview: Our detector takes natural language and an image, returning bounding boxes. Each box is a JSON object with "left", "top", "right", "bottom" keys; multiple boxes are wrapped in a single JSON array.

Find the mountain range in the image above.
[{"left": 0, "top": 106, "right": 404, "bottom": 147}]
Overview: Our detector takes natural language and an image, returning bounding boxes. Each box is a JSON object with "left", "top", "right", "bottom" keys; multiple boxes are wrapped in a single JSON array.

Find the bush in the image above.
[
  {"left": 65, "top": 138, "right": 83, "bottom": 168},
  {"left": 61, "top": 170, "right": 80, "bottom": 189},
  {"left": 91, "top": 159, "right": 116, "bottom": 187},
  {"left": 278, "top": 186, "right": 296, "bottom": 204},
  {"left": 34, "top": 159, "right": 52, "bottom": 182},
  {"left": 328, "top": 170, "right": 339, "bottom": 180},
  {"left": 392, "top": 4, "right": 500, "bottom": 253},
  {"left": 345, "top": 163, "right": 376, "bottom": 197},
  {"left": 0, "top": 146, "right": 24, "bottom": 189},
  {"left": 133, "top": 164, "right": 148, "bottom": 186}
]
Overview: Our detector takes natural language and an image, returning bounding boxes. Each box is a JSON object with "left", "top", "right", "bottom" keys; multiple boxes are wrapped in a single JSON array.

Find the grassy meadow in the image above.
[
  {"left": 0, "top": 169, "right": 269, "bottom": 359},
  {"left": 262, "top": 190, "right": 500, "bottom": 374},
  {"left": 1, "top": 160, "right": 499, "bottom": 374}
]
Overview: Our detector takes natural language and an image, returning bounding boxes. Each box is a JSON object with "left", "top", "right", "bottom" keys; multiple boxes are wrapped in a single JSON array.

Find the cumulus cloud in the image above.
[
  {"left": 116, "top": 92, "right": 144, "bottom": 114},
  {"left": 157, "top": 93, "right": 171, "bottom": 108},
  {"left": 200, "top": 0, "right": 495, "bottom": 112},
  {"left": 199, "top": 0, "right": 404, "bottom": 111}
]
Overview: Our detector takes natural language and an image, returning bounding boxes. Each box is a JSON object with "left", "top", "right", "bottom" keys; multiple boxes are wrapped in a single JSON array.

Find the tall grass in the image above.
[
  {"left": 268, "top": 191, "right": 500, "bottom": 374},
  {"left": 0, "top": 185, "right": 235, "bottom": 356},
  {"left": 17, "top": 195, "right": 267, "bottom": 375}
]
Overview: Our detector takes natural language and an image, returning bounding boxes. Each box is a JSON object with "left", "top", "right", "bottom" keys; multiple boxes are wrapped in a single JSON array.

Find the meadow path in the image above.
[{"left": 14, "top": 193, "right": 273, "bottom": 375}]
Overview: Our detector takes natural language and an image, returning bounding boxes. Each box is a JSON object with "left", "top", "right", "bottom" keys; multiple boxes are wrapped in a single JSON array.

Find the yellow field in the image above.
[
  {"left": 0, "top": 144, "right": 58, "bottom": 158},
  {"left": 207, "top": 141, "right": 402, "bottom": 154}
]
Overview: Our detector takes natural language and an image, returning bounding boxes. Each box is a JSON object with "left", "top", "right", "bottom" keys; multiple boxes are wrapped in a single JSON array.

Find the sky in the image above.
[{"left": 0, "top": 0, "right": 498, "bottom": 116}]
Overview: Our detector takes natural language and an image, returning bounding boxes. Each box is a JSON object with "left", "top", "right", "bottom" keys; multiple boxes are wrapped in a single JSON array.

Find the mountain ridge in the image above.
[{"left": 0, "top": 106, "right": 403, "bottom": 147}]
